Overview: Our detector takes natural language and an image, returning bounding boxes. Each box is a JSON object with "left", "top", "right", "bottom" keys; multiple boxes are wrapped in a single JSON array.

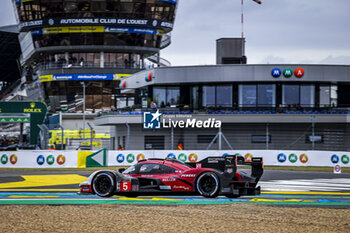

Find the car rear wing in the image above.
[{"left": 186, "top": 155, "right": 264, "bottom": 181}]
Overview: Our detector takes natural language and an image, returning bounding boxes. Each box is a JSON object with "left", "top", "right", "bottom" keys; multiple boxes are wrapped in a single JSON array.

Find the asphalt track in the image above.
[{"left": 0, "top": 169, "right": 349, "bottom": 208}]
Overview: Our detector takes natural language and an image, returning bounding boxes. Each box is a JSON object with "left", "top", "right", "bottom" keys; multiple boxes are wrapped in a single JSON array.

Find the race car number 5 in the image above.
[{"left": 120, "top": 181, "right": 131, "bottom": 191}]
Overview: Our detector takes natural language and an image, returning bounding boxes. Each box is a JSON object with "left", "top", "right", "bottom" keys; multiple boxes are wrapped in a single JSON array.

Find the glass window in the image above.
[
  {"left": 64, "top": 2, "right": 78, "bottom": 13},
  {"left": 216, "top": 85, "right": 232, "bottom": 107},
  {"left": 127, "top": 97, "right": 135, "bottom": 107},
  {"left": 153, "top": 87, "right": 166, "bottom": 107},
  {"left": 91, "top": 0, "right": 106, "bottom": 12},
  {"left": 300, "top": 85, "right": 315, "bottom": 108},
  {"left": 202, "top": 86, "right": 215, "bottom": 107},
  {"left": 320, "top": 85, "right": 330, "bottom": 107},
  {"left": 282, "top": 84, "right": 299, "bottom": 107},
  {"left": 116, "top": 97, "right": 127, "bottom": 109},
  {"left": 251, "top": 135, "right": 271, "bottom": 143},
  {"left": 257, "top": 84, "right": 275, "bottom": 107},
  {"left": 32, "top": 32, "right": 160, "bottom": 49},
  {"left": 123, "top": 164, "right": 137, "bottom": 174},
  {"left": 239, "top": 85, "right": 256, "bottom": 107},
  {"left": 191, "top": 86, "right": 199, "bottom": 109},
  {"left": 306, "top": 135, "right": 323, "bottom": 143},
  {"left": 160, "top": 165, "right": 177, "bottom": 174},
  {"left": 330, "top": 85, "right": 338, "bottom": 107},
  {"left": 17, "top": 0, "right": 177, "bottom": 22},
  {"left": 166, "top": 87, "right": 180, "bottom": 106},
  {"left": 139, "top": 163, "right": 161, "bottom": 174}
]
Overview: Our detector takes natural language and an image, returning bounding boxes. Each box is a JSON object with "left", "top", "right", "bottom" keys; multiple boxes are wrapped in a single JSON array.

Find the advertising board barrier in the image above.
[
  {"left": 0, "top": 150, "right": 348, "bottom": 168},
  {"left": 0, "top": 150, "right": 77, "bottom": 168},
  {"left": 107, "top": 150, "right": 350, "bottom": 167}
]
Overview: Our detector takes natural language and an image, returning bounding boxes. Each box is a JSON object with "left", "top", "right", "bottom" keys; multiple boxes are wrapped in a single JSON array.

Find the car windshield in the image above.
[
  {"left": 139, "top": 163, "right": 160, "bottom": 173},
  {"left": 123, "top": 165, "right": 136, "bottom": 174}
]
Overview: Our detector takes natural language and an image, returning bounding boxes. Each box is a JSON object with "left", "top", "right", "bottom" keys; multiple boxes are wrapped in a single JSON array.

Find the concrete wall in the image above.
[
  {"left": 123, "top": 64, "right": 350, "bottom": 89},
  {"left": 108, "top": 122, "right": 350, "bottom": 151}
]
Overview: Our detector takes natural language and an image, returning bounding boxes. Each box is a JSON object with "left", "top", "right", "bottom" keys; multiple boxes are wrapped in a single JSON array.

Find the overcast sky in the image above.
[{"left": 1, "top": 0, "right": 350, "bottom": 66}]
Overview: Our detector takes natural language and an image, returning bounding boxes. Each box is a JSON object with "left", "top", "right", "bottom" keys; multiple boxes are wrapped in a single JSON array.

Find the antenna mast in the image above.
[{"left": 241, "top": 0, "right": 262, "bottom": 39}]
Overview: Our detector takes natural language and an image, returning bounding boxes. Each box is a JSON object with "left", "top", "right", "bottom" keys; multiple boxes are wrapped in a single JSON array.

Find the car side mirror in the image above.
[{"left": 118, "top": 168, "right": 126, "bottom": 173}]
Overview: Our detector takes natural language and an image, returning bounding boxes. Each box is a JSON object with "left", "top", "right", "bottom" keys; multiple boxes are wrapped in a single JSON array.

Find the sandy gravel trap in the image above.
[{"left": 0, "top": 204, "right": 349, "bottom": 233}]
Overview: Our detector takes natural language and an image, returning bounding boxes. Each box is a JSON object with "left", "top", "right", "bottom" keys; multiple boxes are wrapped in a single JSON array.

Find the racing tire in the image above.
[
  {"left": 196, "top": 172, "right": 220, "bottom": 198},
  {"left": 92, "top": 172, "right": 115, "bottom": 197}
]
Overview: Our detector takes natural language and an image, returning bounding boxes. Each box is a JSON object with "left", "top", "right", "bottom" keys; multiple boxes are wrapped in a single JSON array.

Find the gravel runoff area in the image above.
[{"left": 0, "top": 204, "right": 349, "bottom": 233}]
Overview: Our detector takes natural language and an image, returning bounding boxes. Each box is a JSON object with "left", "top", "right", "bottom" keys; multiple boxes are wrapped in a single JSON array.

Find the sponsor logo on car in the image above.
[
  {"left": 173, "top": 185, "right": 190, "bottom": 190},
  {"left": 162, "top": 178, "right": 176, "bottom": 182},
  {"left": 181, "top": 174, "right": 196, "bottom": 178}
]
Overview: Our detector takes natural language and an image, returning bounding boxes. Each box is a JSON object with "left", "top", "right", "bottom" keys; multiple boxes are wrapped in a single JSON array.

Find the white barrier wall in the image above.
[
  {"left": 108, "top": 150, "right": 350, "bottom": 167},
  {"left": 0, "top": 150, "right": 78, "bottom": 168},
  {"left": 0, "top": 150, "right": 349, "bottom": 168}
]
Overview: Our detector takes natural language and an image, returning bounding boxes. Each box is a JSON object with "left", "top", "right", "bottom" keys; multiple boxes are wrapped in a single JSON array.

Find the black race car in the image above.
[{"left": 79, "top": 155, "right": 263, "bottom": 198}]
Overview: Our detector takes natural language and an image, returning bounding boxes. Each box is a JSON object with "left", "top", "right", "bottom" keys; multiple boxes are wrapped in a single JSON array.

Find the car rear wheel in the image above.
[
  {"left": 196, "top": 172, "right": 220, "bottom": 198},
  {"left": 92, "top": 172, "right": 115, "bottom": 197}
]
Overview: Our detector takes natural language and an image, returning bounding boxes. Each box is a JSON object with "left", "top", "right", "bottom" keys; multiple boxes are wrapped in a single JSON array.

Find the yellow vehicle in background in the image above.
[{"left": 49, "top": 129, "right": 110, "bottom": 149}]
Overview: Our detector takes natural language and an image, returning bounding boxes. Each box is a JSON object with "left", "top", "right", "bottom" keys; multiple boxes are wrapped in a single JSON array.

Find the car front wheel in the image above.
[
  {"left": 92, "top": 172, "right": 115, "bottom": 197},
  {"left": 196, "top": 172, "right": 220, "bottom": 198}
]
